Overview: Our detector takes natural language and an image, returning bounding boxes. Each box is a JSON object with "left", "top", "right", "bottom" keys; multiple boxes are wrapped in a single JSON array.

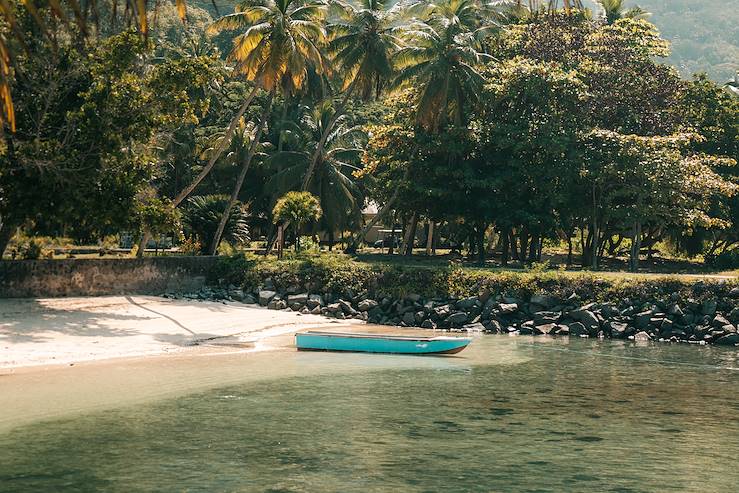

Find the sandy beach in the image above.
[{"left": 0, "top": 295, "right": 346, "bottom": 370}]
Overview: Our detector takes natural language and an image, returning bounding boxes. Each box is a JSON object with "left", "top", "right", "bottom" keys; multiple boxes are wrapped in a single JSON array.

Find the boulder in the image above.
[
  {"left": 570, "top": 309, "right": 599, "bottom": 329},
  {"left": 456, "top": 297, "right": 479, "bottom": 310},
  {"left": 259, "top": 290, "right": 277, "bottom": 306},
  {"left": 711, "top": 314, "right": 731, "bottom": 328},
  {"left": 267, "top": 299, "right": 287, "bottom": 310},
  {"left": 534, "top": 323, "right": 557, "bottom": 335},
  {"left": 326, "top": 302, "right": 342, "bottom": 314},
  {"left": 402, "top": 311, "right": 416, "bottom": 326},
  {"left": 632, "top": 331, "right": 651, "bottom": 342},
  {"left": 358, "top": 299, "right": 379, "bottom": 312},
  {"left": 728, "top": 307, "right": 739, "bottom": 324},
  {"left": 701, "top": 299, "right": 718, "bottom": 316},
  {"left": 533, "top": 311, "right": 560, "bottom": 325},
  {"left": 306, "top": 294, "right": 324, "bottom": 309},
  {"left": 567, "top": 322, "right": 588, "bottom": 336},
  {"left": 666, "top": 304, "right": 684, "bottom": 318},
  {"left": 463, "top": 322, "right": 486, "bottom": 332},
  {"left": 555, "top": 325, "right": 570, "bottom": 336},
  {"left": 498, "top": 303, "right": 519, "bottom": 314},
  {"left": 445, "top": 311, "right": 469, "bottom": 327},
  {"left": 287, "top": 293, "right": 309, "bottom": 305},
  {"left": 605, "top": 320, "right": 628, "bottom": 338},
  {"left": 729, "top": 287, "right": 739, "bottom": 298},
  {"left": 433, "top": 304, "right": 452, "bottom": 319},
  {"left": 633, "top": 311, "right": 653, "bottom": 329},
  {"left": 484, "top": 319, "right": 503, "bottom": 333},
  {"left": 715, "top": 333, "right": 739, "bottom": 346},
  {"left": 241, "top": 294, "right": 257, "bottom": 305},
  {"left": 339, "top": 300, "right": 357, "bottom": 315},
  {"left": 421, "top": 319, "right": 437, "bottom": 329}
]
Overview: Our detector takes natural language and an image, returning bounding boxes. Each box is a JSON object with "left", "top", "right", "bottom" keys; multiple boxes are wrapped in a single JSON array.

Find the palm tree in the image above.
[
  {"left": 300, "top": 0, "right": 406, "bottom": 191},
  {"left": 346, "top": 0, "right": 492, "bottom": 252},
  {"left": 206, "top": 0, "right": 328, "bottom": 254},
  {"left": 595, "top": 0, "right": 649, "bottom": 24},
  {"left": 391, "top": 0, "right": 490, "bottom": 131},
  {"left": 266, "top": 102, "right": 365, "bottom": 242}
]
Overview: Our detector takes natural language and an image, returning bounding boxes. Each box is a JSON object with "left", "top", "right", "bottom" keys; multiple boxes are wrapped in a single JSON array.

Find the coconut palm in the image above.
[
  {"left": 265, "top": 102, "right": 365, "bottom": 240},
  {"left": 300, "top": 0, "right": 407, "bottom": 191},
  {"left": 595, "top": 0, "right": 649, "bottom": 24},
  {"left": 183, "top": 195, "right": 250, "bottom": 254},
  {"left": 346, "top": 0, "right": 494, "bottom": 253},
  {"left": 205, "top": 0, "right": 328, "bottom": 254},
  {"left": 391, "top": 0, "right": 491, "bottom": 131}
]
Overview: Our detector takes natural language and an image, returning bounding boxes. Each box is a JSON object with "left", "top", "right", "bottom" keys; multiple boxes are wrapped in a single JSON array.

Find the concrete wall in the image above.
[{"left": 0, "top": 256, "right": 218, "bottom": 298}]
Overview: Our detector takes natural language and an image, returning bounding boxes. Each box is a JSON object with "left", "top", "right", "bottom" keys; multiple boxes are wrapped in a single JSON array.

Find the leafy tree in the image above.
[{"left": 272, "top": 191, "right": 323, "bottom": 251}]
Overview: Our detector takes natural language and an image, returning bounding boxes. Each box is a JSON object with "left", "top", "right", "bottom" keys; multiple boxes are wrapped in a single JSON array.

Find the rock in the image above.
[
  {"left": 701, "top": 299, "right": 717, "bottom": 316},
  {"left": 498, "top": 303, "right": 519, "bottom": 314},
  {"left": 722, "top": 324, "right": 737, "bottom": 333},
  {"left": 711, "top": 314, "right": 731, "bottom": 328},
  {"left": 402, "top": 311, "right": 416, "bottom": 326},
  {"left": 728, "top": 307, "right": 739, "bottom": 324},
  {"left": 555, "top": 325, "right": 570, "bottom": 336},
  {"left": 445, "top": 311, "right": 469, "bottom": 327},
  {"left": 463, "top": 322, "right": 486, "bottom": 332},
  {"left": 570, "top": 309, "right": 599, "bottom": 329},
  {"left": 484, "top": 319, "right": 503, "bottom": 333},
  {"left": 530, "top": 294, "right": 559, "bottom": 309},
  {"left": 421, "top": 319, "right": 437, "bottom": 329},
  {"left": 600, "top": 303, "right": 621, "bottom": 318},
  {"left": 306, "top": 294, "right": 324, "bottom": 309},
  {"left": 533, "top": 311, "right": 560, "bottom": 325},
  {"left": 632, "top": 331, "right": 651, "bottom": 341},
  {"left": 287, "top": 293, "right": 309, "bottom": 305},
  {"left": 519, "top": 321, "right": 535, "bottom": 335},
  {"left": 715, "top": 333, "right": 739, "bottom": 346},
  {"left": 267, "top": 299, "right": 287, "bottom": 310},
  {"left": 456, "top": 297, "right": 479, "bottom": 310},
  {"left": 534, "top": 323, "right": 557, "bottom": 335},
  {"left": 259, "top": 290, "right": 277, "bottom": 306},
  {"left": 229, "top": 288, "right": 246, "bottom": 301},
  {"left": 300, "top": 307, "right": 310, "bottom": 314},
  {"left": 666, "top": 304, "right": 684, "bottom": 318},
  {"left": 433, "top": 304, "right": 451, "bottom": 319},
  {"left": 242, "top": 294, "right": 257, "bottom": 304},
  {"left": 605, "top": 320, "right": 628, "bottom": 338},
  {"left": 310, "top": 305, "right": 322, "bottom": 315},
  {"left": 339, "top": 299, "right": 357, "bottom": 315},
  {"left": 567, "top": 322, "right": 588, "bottom": 336},
  {"left": 633, "top": 311, "right": 653, "bottom": 330},
  {"left": 326, "top": 302, "right": 342, "bottom": 314},
  {"left": 358, "top": 299, "right": 378, "bottom": 312},
  {"left": 729, "top": 287, "right": 739, "bottom": 298}
]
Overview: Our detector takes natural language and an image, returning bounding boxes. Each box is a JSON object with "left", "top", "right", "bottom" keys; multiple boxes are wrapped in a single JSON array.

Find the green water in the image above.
[{"left": 2, "top": 337, "right": 739, "bottom": 492}]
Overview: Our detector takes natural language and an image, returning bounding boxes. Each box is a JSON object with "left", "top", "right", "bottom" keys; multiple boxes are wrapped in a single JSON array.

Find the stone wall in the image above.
[{"left": 0, "top": 257, "right": 218, "bottom": 298}]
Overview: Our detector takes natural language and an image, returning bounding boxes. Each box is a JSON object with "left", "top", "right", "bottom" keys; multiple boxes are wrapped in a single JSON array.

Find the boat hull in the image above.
[{"left": 295, "top": 332, "right": 471, "bottom": 355}]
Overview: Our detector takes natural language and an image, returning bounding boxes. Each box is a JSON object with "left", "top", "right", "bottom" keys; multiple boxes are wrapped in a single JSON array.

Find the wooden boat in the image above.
[{"left": 295, "top": 331, "right": 471, "bottom": 355}]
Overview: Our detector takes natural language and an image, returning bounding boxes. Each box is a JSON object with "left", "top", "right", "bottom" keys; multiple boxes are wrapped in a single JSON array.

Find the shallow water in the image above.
[{"left": 1, "top": 337, "right": 739, "bottom": 492}]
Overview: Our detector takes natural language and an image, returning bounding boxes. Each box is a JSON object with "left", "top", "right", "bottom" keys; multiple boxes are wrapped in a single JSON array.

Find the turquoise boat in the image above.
[{"left": 295, "top": 331, "right": 471, "bottom": 355}]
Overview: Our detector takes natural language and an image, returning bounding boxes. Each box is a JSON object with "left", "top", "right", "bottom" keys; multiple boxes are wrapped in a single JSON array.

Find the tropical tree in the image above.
[
  {"left": 300, "top": 0, "right": 406, "bottom": 191},
  {"left": 346, "top": 0, "right": 494, "bottom": 253},
  {"left": 206, "top": 0, "right": 328, "bottom": 254},
  {"left": 266, "top": 103, "right": 365, "bottom": 245},
  {"left": 272, "top": 191, "right": 323, "bottom": 251},
  {"left": 183, "top": 195, "right": 250, "bottom": 254}
]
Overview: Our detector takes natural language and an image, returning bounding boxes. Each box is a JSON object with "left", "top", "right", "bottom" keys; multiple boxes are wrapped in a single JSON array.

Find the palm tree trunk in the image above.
[
  {"left": 172, "top": 86, "right": 260, "bottom": 207},
  {"left": 345, "top": 166, "right": 410, "bottom": 254},
  {"left": 300, "top": 80, "right": 357, "bottom": 191},
  {"left": 426, "top": 221, "right": 434, "bottom": 256},
  {"left": 209, "top": 91, "right": 274, "bottom": 255},
  {"left": 404, "top": 212, "right": 418, "bottom": 256}
]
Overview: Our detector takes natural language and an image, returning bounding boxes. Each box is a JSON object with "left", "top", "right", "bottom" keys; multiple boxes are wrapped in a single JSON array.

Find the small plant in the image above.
[
  {"left": 179, "top": 236, "right": 202, "bottom": 256},
  {"left": 20, "top": 239, "right": 42, "bottom": 260}
]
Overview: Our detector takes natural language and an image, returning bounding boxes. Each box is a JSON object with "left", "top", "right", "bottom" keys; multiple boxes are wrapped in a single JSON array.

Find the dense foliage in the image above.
[{"left": 0, "top": 1, "right": 737, "bottom": 273}]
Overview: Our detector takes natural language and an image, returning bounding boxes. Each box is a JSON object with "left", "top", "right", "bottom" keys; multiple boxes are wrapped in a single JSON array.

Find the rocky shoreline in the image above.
[{"left": 167, "top": 282, "right": 739, "bottom": 347}]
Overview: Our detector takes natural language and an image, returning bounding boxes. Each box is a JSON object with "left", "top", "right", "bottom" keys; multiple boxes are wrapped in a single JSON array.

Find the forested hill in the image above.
[
  {"left": 634, "top": 0, "right": 738, "bottom": 82},
  {"left": 192, "top": 0, "right": 737, "bottom": 82}
]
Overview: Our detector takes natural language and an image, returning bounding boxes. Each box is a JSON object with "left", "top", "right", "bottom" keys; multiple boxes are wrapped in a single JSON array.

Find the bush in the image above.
[
  {"left": 209, "top": 254, "right": 738, "bottom": 305},
  {"left": 705, "top": 250, "right": 739, "bottom": 270}
]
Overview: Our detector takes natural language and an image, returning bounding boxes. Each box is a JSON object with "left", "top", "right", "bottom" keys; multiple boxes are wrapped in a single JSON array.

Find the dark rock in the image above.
[
  {"left": 339, "top": 299, "right": 357, "bottom": 315},
  {"left": 326, "top": 302, "right": 342, "bottom": 313},
  {"left": 484, "top": 319, "right": 503, "bottom": 333},
  {"left": 567, "top": 322, "right": 588, "bottom": 336},
  {"left": 729, "top": 287, "right": 739, "bottom": 298},
  {"left": 666, "top": 303, "right": 684, "bottom": 318},
  {"left": 242, "top": 294, "right": 257, "bottom": 304},
  {"left": 306, "top": 294, "right": 324, "bottom": 309},
  {"left": 267, "top": 299, "right": 287, "bottom": 310},
  {"left": 633, "top": 311, "right": 653, "bottom": 329},
  {"left": 570, "top": 309, "right": 599, "bottom": 329},
  {"left": 715, "top": 333, "right": 739, "bottom": 346},
  {"left": 702, "top": 299, "right": 718, "bottom": 316},
  {"left": 433, "top": 304, "right": 451, "bottom": 320},
  {"left": 605, "top": 320, "right": 628, "bottom": 338},
  {"left": 421, "top": 319, "right": 437, "bottom": 329},
  {"left": 519, "top": 321, "right": 536, "bottom": 335},
  {"left": 445, "top": 311, "right": 469, "bottom": 327},
  {"left": 533, "top": 311, "right": 560, "bottom": 325},
  {"left": 534, "top": 323, "right": 557, "bottom": 335},
  {"left": 259, "top": 290, "right": 277, "bottom": 306},
  {"left": 287, "top": 293, "right": 309, "bottom": 305},
  {"left": 456, "top": 297, "right": 479, "bottom": 310},
  {"left": 728, "top": 307, "right": 739, "bottom": 324},
  {"left": 402, "top": 311, "right": 416, "bottom": 326},
  {"left": 405, "top": 293, "right": 422, "bottom": 303}
]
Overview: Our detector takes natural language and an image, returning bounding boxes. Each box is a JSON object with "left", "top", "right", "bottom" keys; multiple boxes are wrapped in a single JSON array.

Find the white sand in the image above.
[{"left": 0, "top": 295, "right": 344, "bottom": 369}]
